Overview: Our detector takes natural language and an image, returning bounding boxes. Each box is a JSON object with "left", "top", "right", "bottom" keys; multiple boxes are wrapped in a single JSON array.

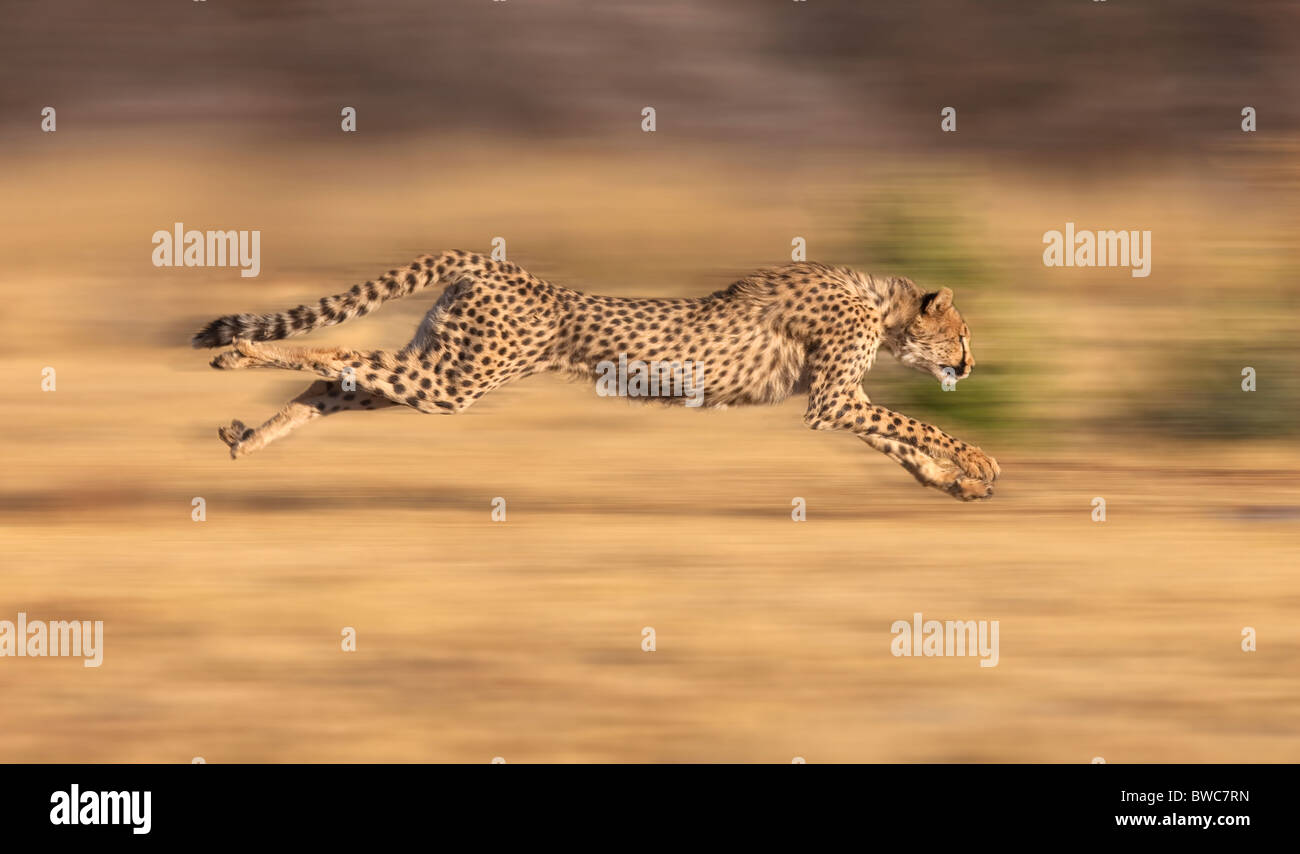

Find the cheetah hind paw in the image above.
[
  {"left": 210, "top": 340, "right": 261, "bottom": 370},
  {"left": 217, "top": 420, "right": 255, "bottom": 459}
]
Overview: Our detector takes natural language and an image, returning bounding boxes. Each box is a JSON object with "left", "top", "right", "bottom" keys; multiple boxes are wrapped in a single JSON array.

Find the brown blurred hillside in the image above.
[{"left": 2, "top": 0, "right": 1298, "bottom": 155}]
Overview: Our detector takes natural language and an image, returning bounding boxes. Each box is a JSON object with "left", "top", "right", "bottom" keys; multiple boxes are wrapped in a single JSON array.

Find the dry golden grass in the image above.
[{"left": 3, "top": 141, "right": 1298, "bottom": 762}]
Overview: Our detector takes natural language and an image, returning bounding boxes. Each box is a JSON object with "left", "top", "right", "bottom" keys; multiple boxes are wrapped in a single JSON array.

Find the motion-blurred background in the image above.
[{"left": 2, "top": 0, "right": 1297, "bottom": 761}]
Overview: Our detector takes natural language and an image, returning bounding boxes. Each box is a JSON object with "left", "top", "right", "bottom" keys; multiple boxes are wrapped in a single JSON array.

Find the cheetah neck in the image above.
[{"left": 868, "top": 275, "right": 923, "bottom": 342}]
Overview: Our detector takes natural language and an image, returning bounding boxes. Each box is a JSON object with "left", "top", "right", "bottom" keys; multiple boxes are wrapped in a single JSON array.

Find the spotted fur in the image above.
[{"left": 195, "top": 250, "right": 1000, "bottom": 500}]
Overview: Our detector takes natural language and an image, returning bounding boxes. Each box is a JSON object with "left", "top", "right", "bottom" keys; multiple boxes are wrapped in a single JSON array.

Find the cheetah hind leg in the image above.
[
  {"left": 858, "top": 434, "right": 993, "bottom": 501},
  {"left": 215, "top": 380, "right": 398, "bottom": 460}
]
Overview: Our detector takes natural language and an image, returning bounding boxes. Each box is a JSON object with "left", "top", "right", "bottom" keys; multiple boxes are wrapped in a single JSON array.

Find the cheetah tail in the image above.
[{"left": 191, "top": 252, "right": 457, "bottom": 348}]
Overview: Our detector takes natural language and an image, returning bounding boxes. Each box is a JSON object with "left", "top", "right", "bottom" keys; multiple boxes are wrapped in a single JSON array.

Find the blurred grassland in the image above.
[{"left": 2, "top": 135, "right": 1299, "bottom": 762}]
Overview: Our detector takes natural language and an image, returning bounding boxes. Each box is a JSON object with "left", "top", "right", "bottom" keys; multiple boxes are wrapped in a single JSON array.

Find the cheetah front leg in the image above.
[{"left": 805, "top": 386, "right": 999, "bottom": 500}]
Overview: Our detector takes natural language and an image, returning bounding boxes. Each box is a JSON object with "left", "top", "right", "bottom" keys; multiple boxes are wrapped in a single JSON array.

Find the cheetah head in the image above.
[{"left": 891, "top": 287, "right": 974, "bottom": 386}]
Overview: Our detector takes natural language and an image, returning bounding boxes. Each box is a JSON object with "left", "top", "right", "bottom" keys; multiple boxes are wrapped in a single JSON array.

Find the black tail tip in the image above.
[{"left": 191, "top": 314, "right": 250, "bottom": 348}]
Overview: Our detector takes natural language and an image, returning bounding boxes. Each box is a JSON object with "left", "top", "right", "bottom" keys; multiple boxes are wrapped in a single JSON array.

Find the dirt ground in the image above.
[{"left": 5, "top": 344, "right": 1299, "bottom": 762}]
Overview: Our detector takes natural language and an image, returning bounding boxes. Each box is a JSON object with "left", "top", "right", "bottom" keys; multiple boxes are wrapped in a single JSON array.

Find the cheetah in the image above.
[{"left": 193, "top": 250, "right": 1000, "bottom": 500}]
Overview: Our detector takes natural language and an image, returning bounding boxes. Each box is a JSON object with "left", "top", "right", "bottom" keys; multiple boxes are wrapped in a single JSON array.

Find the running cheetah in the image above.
[{"left": 193, "top": 250, "right": 1000, "bottom": 500}]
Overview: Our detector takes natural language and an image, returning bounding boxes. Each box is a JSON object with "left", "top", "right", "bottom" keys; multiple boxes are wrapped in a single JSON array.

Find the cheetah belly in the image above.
[{"left": 696, "top": 333, "right": 807, "bottom": 407}]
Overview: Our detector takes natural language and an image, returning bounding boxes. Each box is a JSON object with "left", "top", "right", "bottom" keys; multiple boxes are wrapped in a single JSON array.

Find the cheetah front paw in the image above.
[
  {"left": 953, "top": 446, "right": 1000, "bottom": 483},
  {"left": 946, "top": 475, "right": 995, "bottom": 501}
]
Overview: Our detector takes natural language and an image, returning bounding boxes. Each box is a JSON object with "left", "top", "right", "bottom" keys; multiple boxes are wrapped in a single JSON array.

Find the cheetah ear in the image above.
[{"left": 924, "top": 287, "right": 954, "bottom": 315}]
